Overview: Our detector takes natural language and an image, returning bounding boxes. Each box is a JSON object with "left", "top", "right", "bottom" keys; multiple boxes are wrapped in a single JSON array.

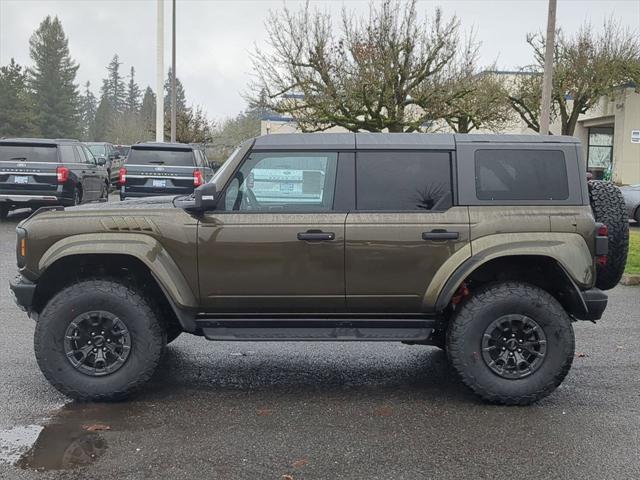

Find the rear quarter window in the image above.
[{"left": 475, "top": 149, "right": 569, "bottom": 201}]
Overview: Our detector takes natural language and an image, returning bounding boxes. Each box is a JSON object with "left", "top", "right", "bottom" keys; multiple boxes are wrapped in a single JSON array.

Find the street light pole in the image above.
[
  {"left": 170, "top": 0, "right": 177, "bottom": 143},
  {"left": 156, "top": 0, "right": 165, "bottom": 142},
  {"left": 539, "top": 0, "right": 557, "bottom": 135}
]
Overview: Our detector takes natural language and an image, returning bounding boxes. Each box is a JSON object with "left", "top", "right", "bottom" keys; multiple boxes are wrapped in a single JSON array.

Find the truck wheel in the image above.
[
  {"left": 0, "top": 205, "right": 8, "bottom": 220},
  {"left": 447, "top": 282, "right": 574, "bottom": 405},
  {"left": 34, "top": 279, "right": 165, "bottom": 401},
  {"left": 588, "top": 180, "right": 629, "bottom": 290}
]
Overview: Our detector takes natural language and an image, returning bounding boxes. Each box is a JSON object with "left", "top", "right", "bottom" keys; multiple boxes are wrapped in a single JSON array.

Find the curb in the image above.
[{"left": 620, "top": 274, "right": 640, "bottom": 286}]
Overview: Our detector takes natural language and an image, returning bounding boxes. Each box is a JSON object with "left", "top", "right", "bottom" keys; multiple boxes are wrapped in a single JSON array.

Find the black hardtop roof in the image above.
[
  {"left": 0, "top": 137, "right": 78, "bottom": 146},
  {"left": 132, "top": 142, "right": 193, "bottom": 151},
  {"left": 252, "top": 132, "right": 579, "bottom": 150}
]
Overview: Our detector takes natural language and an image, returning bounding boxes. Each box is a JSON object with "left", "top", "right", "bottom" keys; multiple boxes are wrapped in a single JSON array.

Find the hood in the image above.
[{"left": 66, "top": 196, "right": 178, "bottom": 211}]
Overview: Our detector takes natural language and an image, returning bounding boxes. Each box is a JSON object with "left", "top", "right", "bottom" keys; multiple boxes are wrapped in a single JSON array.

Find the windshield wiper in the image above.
[
  {"left": 9, "top": 157, "right": 27, "bottom": 161},
  {"left": 148, "top": 161, "right": 166, "bottom": 165}
]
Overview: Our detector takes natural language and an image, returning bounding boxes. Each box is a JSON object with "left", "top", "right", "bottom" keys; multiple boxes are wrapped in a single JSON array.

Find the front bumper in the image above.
[{"left": 9, "top": 275, "right": 36, "bottom": 311}]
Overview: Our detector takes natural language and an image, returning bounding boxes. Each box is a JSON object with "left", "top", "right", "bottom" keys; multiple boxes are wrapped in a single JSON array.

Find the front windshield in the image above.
[{"left": 88, "top": 145, "right": 106, "bottom": 157}]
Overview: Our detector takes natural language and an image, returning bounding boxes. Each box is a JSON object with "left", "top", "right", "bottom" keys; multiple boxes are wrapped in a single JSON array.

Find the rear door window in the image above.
[
  {"left": 356, "top": 151, "right": 453, "bottom": 211},
  {"left": 475, "top": 149, "right": 569, "bottom": 201},
  {"left": 128, "top": 148, "right": 195, "bottom": 166},
  {"left": 0, "top": 144, "right": 58, "bottom": 163}
]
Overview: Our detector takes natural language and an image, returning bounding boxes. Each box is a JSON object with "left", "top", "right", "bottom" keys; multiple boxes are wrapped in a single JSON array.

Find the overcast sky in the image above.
[{"left": 1, "top": 0, "right": 639, "bottom": 122}]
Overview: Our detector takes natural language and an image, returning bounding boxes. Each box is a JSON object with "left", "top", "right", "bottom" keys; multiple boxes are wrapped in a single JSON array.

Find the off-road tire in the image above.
[
  {"left": 447, "top": 282, "right": 575, "bottom": 405},
  {"left": 34, "top": 279, "right": 165, "bottom": 401},
  {"left": 588, "top": 180, "right": 629, "bottom": 290}
]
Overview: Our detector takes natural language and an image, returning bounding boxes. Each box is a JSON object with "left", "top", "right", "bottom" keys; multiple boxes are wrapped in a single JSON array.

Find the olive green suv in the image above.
[{"left": 9, "top": 133, "right": 629, "bottom": 405}]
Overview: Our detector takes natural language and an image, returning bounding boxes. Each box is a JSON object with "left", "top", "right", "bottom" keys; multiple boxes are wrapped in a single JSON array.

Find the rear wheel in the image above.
[
  {"left": 0, "top": 205, "right": 8, "bottom": 221},
  {"left": 447, "top": 282, "right": 574, "bottom": 405},
  {"left": 73, "top": 188, "right": 81, "bottom": 206},
  {"left": 34, "top": 279, "right": 165, "bottom": 401},
  {"left": 588, "top": 180, "right": 629, "bottom": 290},
  {"left": 100, "top": 182, "right": 109, "bottom": 201}
]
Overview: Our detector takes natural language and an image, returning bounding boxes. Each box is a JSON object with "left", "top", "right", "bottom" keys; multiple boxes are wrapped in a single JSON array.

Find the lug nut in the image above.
[
  {"left": 101, "top": 331, "right": 105, "bottom": 335},
  {"left": 502, "top": 337, "right": 507, "bottom": 341},
  {"left": 88, "top": 340, "right": 92, "bottom": 344},
  {"left": 93, "top": 348, "right": 97, "bottom": 352},
  {"left": 518, "top": 348, "right": 522, "bottom": 352},
  {"left": 511, "top": 333, "right": 516, "bottom": 337},
  {"left": 102, "top": 347, "right": 107, "bottom": 351},
  {"left": 91, "top": 332, "right": 95, "bottom": 336}
]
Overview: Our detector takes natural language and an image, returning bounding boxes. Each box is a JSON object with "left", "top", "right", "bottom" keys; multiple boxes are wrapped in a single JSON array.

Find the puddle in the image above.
[{"left": 0, "top": 402, "right": 148, "bottom": 471}]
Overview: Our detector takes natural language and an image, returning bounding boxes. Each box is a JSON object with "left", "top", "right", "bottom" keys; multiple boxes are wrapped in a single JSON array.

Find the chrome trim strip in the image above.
[{"left": 0, "top": 194, "right": 58, "bottom": 202}]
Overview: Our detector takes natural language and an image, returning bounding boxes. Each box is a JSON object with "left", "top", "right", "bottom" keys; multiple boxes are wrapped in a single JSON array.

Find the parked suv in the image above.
[
  {"left": 10, "top": 133, "right": 629, "bottom": 404},
  {"left": 119, "top": 142, "right": 213, "bottom": 200},
  {"left": 85, "top": 142, "right": 124, "bottom": 186},
  {"left": 0, "top": 138, "right": 110, "bottom": 219}
]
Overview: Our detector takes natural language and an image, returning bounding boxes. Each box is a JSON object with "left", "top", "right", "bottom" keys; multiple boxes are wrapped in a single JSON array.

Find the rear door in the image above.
[
  {"left": 197, "top": 150, "right": 347, "bottom": 313},
  {"left": 345, "top": 150, "right": 470, "bottom": 313},
  {"left": 0, "top": 142, "right": 59, "bottom": 195}
]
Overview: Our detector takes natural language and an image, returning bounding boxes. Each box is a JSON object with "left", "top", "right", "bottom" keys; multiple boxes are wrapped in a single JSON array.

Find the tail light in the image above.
[
  {"left": 597, "top": 224, "right": 608, "bottom": 237},
  {"left": 595, "top": 223, "right": 609, "bottom": 265},
  {"left": 193, "top": 169, "right": 204, "bottom": 187},
  {"left": 118, "top": 167, "right": 127, "bottom": 185},
  {"left": 56, "top": 166, "right": 69, "bottom": 184}
]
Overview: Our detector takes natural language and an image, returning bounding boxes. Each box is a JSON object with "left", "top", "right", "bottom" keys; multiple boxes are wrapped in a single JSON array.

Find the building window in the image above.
[{"left": 588, "top": 127, "right": 614, "bottom": 179}]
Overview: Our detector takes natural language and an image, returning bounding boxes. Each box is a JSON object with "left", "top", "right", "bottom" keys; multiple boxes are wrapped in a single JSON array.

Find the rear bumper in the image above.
[
  {"left": 0, "top": 194, "right": 59, "bottom": 203},
  {"left": 573, "top": 288, "right": 608, "bottom": 321},
  {"left": 9, "top": 275, "right": 36, "bottom": 311},
  {"left": 120, "top": 187, "right": 192, "bottom": 199}
]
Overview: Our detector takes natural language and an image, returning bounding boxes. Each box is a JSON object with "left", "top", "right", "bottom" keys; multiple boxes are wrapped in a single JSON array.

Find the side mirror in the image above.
[
  {"left": 194, "top": 182, "right": 217, "bottom": 211},
  {"left": 96, "top": 156, "right": 107, "bottom": 166}
]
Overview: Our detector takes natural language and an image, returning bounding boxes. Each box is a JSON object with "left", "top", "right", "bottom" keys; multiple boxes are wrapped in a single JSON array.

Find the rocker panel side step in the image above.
[{"left": 195, "top": 319, "right": 436, "bottom": 342}]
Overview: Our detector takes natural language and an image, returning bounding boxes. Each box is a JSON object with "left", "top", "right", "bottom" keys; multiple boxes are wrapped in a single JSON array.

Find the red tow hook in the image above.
[{"left": 452, "top": 283, "right": 470, "bottom": 305}]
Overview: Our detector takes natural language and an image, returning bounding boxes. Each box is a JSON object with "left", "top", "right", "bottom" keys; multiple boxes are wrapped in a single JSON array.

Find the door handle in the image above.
[
  {"left": 297, "top": 230, "right": 335, "bottom": 241},
  {"left": 422, "top": 230, "right": 459, "bottom": 241}
]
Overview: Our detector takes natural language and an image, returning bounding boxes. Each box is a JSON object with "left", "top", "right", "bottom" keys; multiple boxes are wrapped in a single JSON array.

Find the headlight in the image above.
[{"left": 16, "top": 227, "right": 27, "bottom": 268}]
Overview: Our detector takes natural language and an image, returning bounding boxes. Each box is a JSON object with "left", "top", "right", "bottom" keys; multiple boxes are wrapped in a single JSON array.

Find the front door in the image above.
[
  {"left": 198, "top": 150, "right": 346, "bottom": 313},
  {"left": 346, "top": 150, "right": 471, "bottom": 313}
]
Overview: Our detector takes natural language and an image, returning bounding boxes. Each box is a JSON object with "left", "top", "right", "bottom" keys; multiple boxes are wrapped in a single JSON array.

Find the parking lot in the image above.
[{"left": 0, "top": 208, "right": 638, "bottom": 479}]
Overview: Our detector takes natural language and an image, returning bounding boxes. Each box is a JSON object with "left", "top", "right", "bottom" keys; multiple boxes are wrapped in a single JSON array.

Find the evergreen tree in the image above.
[
  {"left": 101, "top": 54, "right": 126, "bottom": 113},
  {"left": 140, "top": 86, "right": 156, "bottom": 140},
  {"left": 92, "top": 95, "right": 115, "bottom": 141},
  {"left": 28, "top": 15, "right": 80, "bottom": 138},
  {"left": 125, "top": 66, "right": 141, "bottom": 113},
  {"left": 0, "top": 59, "right": 35, "bottom": 137},
  {"left": 163, "top": 67, "right": 187, "bottom": 113},
  {"left": 79, "top": 81, "right": 97, "bottom": 140}
]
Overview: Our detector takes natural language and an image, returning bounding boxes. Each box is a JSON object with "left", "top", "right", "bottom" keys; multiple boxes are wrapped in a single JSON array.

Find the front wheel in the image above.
[
  {"left": 447, "top": 282, "right": 574, "bottom": 405},
  {"left": 34, "top": 279, "right": 165, "bottom": 401}
]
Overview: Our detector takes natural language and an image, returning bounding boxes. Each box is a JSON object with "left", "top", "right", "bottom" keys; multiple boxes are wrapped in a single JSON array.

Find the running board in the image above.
[{"left": 196, "top": 319, "right": 436, "bottom": 342}]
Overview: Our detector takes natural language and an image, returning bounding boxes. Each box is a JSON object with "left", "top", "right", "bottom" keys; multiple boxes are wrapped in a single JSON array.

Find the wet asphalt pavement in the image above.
[{"left": 0, "top": 209, "right": 639, "bottom": 480}]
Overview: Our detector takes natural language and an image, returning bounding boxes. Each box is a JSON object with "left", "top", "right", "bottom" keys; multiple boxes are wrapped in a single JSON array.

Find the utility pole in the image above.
[
  {"left": 156, "top": 0, "right": 165, "bottom": 142},
  {"left": 170, "top": 0, "right": 177, "bottom": 142},
  {"left": 539, "top": 0, "right": 557, "bottom": 135}
]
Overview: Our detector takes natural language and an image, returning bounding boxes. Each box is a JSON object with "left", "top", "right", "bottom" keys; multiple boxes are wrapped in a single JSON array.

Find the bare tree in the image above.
[
  {"left": 249, "top": 0, "right": 467, "bottom": 133},
  {"left": 509, "top": 19, "right": 640, "bottom": 135},
  {"left": 442, "top": 34, "right": 514, "bottom": 133}
]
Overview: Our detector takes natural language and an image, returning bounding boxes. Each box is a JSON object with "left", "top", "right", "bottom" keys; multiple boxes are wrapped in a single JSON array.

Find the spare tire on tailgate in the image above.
[{"left": 588, "top": 180, "right": 629, "bottom": 290}]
